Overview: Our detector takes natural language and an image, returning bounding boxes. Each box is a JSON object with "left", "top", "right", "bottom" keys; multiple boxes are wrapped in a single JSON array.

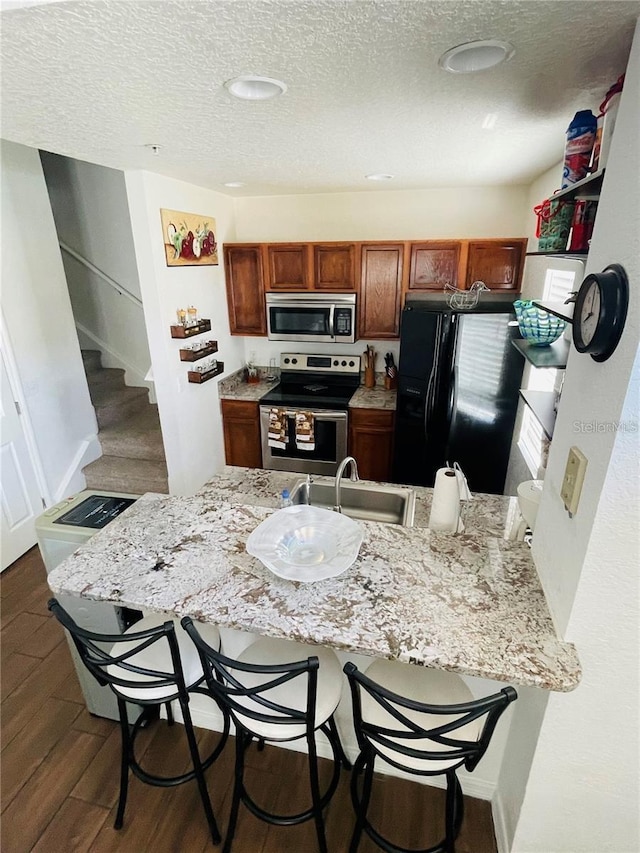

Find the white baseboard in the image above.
[
  {"left": 76, "top": 322, "right": 156, "bottom": 404},
  {"left": 492, "top": 788, "right": 511, "bottom": 853}
]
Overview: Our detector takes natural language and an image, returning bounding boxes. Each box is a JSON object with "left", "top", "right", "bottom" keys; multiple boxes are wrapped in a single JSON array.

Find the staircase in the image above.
[{"left": 81, "top": 350, "right": 169, "bottom": 495}]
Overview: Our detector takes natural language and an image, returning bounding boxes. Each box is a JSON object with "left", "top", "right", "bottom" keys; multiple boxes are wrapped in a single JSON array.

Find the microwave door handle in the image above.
[{"left": 329, "top": 304, "right": 335, "bottom": 339}]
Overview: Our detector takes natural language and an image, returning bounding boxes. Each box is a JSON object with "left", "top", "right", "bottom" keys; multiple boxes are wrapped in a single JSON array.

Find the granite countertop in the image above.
[
  {"left": 218, "top": 368, "right": 397, "bottom": 410},
  {"left": 48, "top": 467, "right": 580, "bottom": 692}
]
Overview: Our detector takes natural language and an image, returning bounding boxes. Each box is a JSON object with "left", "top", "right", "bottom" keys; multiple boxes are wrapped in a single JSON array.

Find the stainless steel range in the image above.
[{"left": 260, "top": 353, "right": 361, "bottom": 476}]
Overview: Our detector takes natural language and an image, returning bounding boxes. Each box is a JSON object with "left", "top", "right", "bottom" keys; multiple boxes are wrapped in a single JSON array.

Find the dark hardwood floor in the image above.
[{"left": 1, "top": 547, "right": 498, "bottom": 853}]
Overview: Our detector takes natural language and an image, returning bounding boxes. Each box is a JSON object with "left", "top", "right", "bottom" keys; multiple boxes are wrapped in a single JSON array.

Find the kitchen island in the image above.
[{"left": 47, "top": 467, "right": 580, "bottom": 693}]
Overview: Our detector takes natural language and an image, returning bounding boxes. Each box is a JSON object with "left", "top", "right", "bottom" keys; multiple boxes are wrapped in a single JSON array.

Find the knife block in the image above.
[{"left": 364, "top": 366, "right": 375, "bottom": 388}]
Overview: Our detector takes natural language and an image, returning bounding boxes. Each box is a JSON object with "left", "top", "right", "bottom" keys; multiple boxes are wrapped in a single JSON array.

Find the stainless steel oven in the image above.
[
  {"left": 259, "top": 352, "right": 360, "bottom": 476},
  {"left": 260, "top": 407, "right": 348, "bottom": 476},
  {"left": 266, "top": 293, "right": 356, "bottom": 344}
]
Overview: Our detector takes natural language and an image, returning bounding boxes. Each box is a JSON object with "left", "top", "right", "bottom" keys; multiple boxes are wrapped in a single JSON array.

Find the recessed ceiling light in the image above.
[
  {"left": 224, "top": 75, "right": 287, "bottom": 101},
  {"left": 224, "top": 182, "right": 246, "bottom": 188},
  {"left": 365, "top": 173, "right": 394, "bottom": 181},
  {"left": 438, "top": 40, "right": 515, "bottom": 74}
]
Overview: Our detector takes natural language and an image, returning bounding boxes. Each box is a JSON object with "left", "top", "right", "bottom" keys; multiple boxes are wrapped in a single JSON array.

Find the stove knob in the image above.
[
  {"left": 348, "top": 360, "right": 355, "bottom": 367},
  {"left": 284, "top": 357, "right": 290, "bottom": 364},
  {"left": 333, "top": 360, "right": 339, "bottom": 366},
  {"left": 292, "top": 358, "right": 298, "bottom": 364},
  {"left": 341, "top": 360, "right": 347, "bottom": 366}
]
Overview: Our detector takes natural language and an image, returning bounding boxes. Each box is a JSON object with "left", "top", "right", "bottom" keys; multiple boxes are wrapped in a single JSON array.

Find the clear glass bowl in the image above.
[
  {"left": 246, "top": 505, "right": 363, "bottom": 582},
  {"left": 514, "top": 300, "right": 566, "bottom": 346}
]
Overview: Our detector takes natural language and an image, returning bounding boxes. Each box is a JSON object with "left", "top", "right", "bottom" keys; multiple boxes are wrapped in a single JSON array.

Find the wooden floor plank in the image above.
[
  {"left": 1, "top": 651, "right": 40, "bottom": 701},
  {"left": 0, "top": 546, "right": 45, "bottom": 599},
  {"left": 0, "top": 729, "right": 105, "bottom": 853},
  {"left": 1, "top": 696, "right": 83, "bottom": 810},
  {"left": 0, "top": 611, "right": 47, "bottom": 660},
  {"left": 72, "top": 705, "right": 119, "bottom": 738},
  {"left": 1, "top": 639, "right": 75, "bottom": 749},
  {"left": 30, "top": 796, "right": 111, "bottom": 853},
  {"left": 20, "top": 610, "right": 66, "bottom": 659}
]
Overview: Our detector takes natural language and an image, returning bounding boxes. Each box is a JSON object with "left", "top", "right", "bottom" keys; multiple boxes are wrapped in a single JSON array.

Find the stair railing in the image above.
[{"left": 59, "top": 241, "right": 143, "bottom": 308}]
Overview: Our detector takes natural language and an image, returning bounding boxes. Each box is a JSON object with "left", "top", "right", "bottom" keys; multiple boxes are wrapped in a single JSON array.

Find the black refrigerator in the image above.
[{"left": 391, "top": 295, "right": 524, "bottom": 495}]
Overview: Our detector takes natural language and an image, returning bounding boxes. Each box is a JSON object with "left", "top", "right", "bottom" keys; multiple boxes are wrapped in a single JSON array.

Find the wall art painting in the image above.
[{"left": 160, "top": 208, "right": 218, "bottom": 266}]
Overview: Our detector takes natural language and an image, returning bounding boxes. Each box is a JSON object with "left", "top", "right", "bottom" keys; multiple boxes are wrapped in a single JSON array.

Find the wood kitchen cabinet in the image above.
[
  {"left": 223, "top": 245, "right": 266, "bottom": 335},
  {"left": 221, "top": 399, "right": 262, "bottom": 468},
  {"left": 359, "top": 243, "right": 404, "bottom": 339},
  {"left": 465, "top": 239, "right": 527, "bottom": 291},
  {"left": 349, "top": 408, "right": 395, "bottom": 482},
  {"left": 313, "top": 243, "right": 357, "bottom": 291},
  {"left": 408, "top": 241, "right": 466, "bottom": 291},
  {"left": 264, "top": 244, "right": 311, "bottom": 291}
]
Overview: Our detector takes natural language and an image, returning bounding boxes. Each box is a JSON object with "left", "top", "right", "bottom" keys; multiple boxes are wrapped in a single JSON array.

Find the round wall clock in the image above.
[{"left": 572, "top": 263, "right": 629, "bottom": 362}]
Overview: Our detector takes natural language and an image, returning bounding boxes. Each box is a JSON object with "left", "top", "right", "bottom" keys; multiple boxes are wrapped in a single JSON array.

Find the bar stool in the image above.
[
  {"left": 182, "top": 618, "right": 350, "bottom": 853},
  {"left": 48, "top": 599, "right": 229, "bottom": 845},
  {"left": 344, "top": 658, "right": 517, "bottom": 853}
]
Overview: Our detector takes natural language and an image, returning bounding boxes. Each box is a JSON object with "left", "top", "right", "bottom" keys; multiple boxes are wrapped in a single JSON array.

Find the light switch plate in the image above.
[{"left": 561, "top": 446, "right": 588, "bottom": 515}]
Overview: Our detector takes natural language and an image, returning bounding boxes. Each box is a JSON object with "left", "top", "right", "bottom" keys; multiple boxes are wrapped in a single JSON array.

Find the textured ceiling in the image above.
[{"left": 1, "top": 0, "right": 638, "bottom": 195}]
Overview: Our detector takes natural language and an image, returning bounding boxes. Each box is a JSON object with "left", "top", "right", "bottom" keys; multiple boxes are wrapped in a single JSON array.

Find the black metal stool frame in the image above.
[
  {"left": 182, "top": 617, "right": 350, "bottom": 853},
  {"left": 344, "top": 661, "right": 517, "bottom": 853},
  {"left": 48, "top": 599, "right": 229, "bottom": 845}
]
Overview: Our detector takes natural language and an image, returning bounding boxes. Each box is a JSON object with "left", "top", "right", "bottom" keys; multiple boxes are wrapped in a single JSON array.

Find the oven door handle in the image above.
[
  {"left": 285, "top": 409, "right": 347, "bottom": 421},
  {"left": 329, "top": 304, "right": 335, "bottom": 339}
]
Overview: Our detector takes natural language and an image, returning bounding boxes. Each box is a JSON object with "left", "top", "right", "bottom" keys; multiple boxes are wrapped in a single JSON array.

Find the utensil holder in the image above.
[
  {"left": 384, "top": 374, "right": 397, "bottom": 391},
  {"left": 365, "top": 367, "right": 375, "bottom": 388}
]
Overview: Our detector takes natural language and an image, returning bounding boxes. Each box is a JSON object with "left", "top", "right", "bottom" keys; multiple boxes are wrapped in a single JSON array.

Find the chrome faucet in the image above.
[{"left": 334, "top": 456, "right": 359, "bottom": 513}]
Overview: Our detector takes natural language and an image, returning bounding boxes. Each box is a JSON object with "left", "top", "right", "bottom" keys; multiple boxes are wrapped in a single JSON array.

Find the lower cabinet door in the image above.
[
  {"left": 348, "top": 408, "right": 395, "bottom": 482},
  {"left": 221, "top": 400, "right": 262, "bottom": 468}
]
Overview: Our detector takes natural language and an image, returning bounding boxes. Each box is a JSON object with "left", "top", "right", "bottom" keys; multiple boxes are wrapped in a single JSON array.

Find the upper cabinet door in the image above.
[
  {"left": 264, "top": 244, "right": 311, "bottom": 291},
  {"left": 223, "top": 244, "right": 267, "bottom": 336},
  {"left": 408, "top": 241, "right": 464, "bottom": 291},
  {"left": 313, "top": 244, "right": 357, "bottom": 291},
  {"left": 465, "top": 239, "right": 527, "bottom": 290},
  {"left": 359, "top": 243, "right": 404, "bottom": 339}
]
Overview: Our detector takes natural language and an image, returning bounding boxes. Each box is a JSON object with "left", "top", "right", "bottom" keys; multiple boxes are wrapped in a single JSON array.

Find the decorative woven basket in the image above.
[{"left": 514, "top": 300, "right": 566, "bottom": 346}]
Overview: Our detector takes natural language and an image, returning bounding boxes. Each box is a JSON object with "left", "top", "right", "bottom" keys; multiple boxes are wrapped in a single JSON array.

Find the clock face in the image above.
[{"left": 578, "top": 280, "right": 601, "bottom": 347}]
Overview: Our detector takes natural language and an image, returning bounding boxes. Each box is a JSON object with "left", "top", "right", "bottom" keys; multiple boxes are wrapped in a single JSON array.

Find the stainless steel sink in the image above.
[{"left": 289, "top": 478, "right": 415, "bottom": 527}]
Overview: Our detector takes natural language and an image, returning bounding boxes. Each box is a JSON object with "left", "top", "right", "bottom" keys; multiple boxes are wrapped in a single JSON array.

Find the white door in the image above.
[{"left": 0, "top": 349, "right": 44, "bottom": 571}]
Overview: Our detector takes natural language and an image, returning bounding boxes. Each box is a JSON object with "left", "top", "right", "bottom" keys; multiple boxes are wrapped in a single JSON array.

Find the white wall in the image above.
[
  {"left": 497, "top": 21, "right": 640, "bottom": 852},
  {"left": 125, "top": 171, "right": 244, "bottom": 495},
  {"left": 0, "top": 140, "right": 99, "bottom": 500},
  {"left": 233, "top": 185, "right": 529, "bottom": 242},
  {"left": 40, "top": 153, "right": 153, "bottom": 394}
]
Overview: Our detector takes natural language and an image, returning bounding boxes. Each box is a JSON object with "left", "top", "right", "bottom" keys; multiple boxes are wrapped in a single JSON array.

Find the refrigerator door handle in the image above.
[
  {"left": 423, "top": 315, "right": 443, "bottom": 442},
  {"left": 447, "top": 365, "right": 458, "bottom": 436}
]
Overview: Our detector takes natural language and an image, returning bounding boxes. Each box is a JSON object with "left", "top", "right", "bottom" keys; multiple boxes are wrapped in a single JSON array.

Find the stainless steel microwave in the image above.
[{"left": 266, "top": 293, "right": 356, "bottom": 343}]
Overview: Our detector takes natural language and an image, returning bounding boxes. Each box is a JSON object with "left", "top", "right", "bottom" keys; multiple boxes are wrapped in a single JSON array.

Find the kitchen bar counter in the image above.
[{"left": 47, "top": 468, "right": 580, "bottom": 692}]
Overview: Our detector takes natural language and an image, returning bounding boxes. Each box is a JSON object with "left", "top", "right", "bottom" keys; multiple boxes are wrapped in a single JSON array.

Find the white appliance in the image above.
[
  {"left": 266, "top": 292, "right": 356, "bottom": 343},
  {"left": 36, "top": 490, "right": 141, "bottom": 720}
]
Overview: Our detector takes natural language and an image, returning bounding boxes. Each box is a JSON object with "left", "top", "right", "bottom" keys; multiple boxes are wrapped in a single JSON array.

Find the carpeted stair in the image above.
[{"left": 81, "top": 349, "right": 169, "bottom": 494}]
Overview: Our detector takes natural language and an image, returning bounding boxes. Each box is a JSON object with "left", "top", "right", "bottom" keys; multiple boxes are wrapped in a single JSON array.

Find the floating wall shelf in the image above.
[
  {"left": 188, "top": 363, "right": 224, "bottom": 384},
  {"left": 180, "top": 341, "right": 219, "bottom": 361},
  {"left": 519, "top": 390, "right": 558, "bottom": 439},
  {"left": 512, "top": 337, "right": 570, "bottom": 369},
  {"left": 170, "top": 319, "right": 212, "bottom": 338}
]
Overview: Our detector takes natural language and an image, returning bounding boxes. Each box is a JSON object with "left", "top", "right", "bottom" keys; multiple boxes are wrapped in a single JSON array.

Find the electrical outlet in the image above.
[{"left": 561, "top": 446, "right": 588, "bottom": 516}]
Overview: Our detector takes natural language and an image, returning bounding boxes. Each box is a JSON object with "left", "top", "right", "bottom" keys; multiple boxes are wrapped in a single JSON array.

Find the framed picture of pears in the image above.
[{"left": 160, "top": 208, "right": 219, "bottom": 267}]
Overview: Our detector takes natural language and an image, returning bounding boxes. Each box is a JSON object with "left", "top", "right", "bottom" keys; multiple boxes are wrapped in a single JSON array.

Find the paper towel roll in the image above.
[{"left": 428, "top": 467, "right": 461, "bottom": 533}]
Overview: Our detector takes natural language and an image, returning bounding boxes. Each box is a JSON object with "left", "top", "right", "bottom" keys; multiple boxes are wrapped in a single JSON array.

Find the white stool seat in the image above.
[
  {"left": 233, "top": 636, "right": 343, "bottom": 741},
  {"left": 107, "top": 613, "right": 220, "bottom": 701},
  {"left": 361, "top": 658, "right": 482, "bottom": 772}
]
